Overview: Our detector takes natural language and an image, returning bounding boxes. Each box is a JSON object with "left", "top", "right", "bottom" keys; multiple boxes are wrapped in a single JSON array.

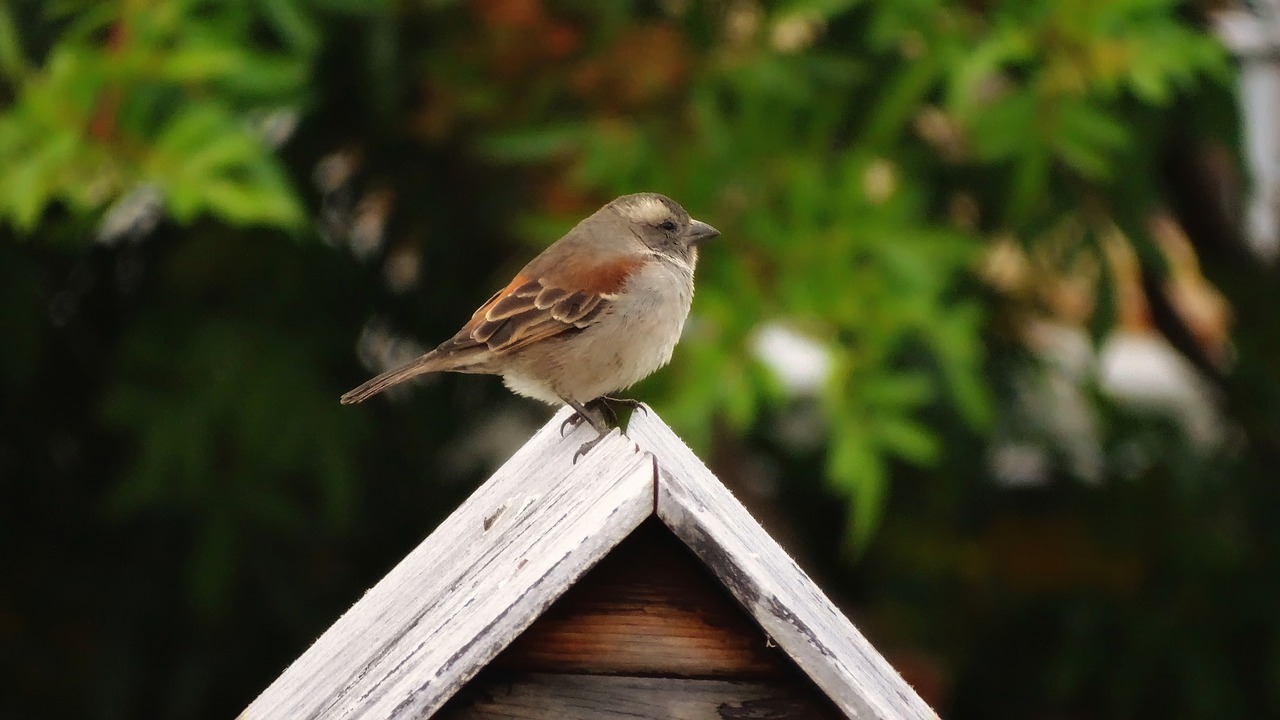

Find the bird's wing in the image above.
[{"left": 441, "top": 256, "right": 643, "bottom": 357}]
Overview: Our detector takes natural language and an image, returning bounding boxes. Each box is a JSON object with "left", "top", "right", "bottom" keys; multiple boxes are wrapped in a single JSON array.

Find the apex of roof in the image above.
[{"left": 240, "top": 407, "right": 938, "bottom": 720}]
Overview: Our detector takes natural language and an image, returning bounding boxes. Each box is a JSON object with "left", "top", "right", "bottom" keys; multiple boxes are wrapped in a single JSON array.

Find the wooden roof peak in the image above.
[{"left": 240, "top": 407, "right": 938, "bottom": 720}]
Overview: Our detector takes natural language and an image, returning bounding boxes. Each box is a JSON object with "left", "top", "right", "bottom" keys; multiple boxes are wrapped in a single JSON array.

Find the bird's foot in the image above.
[
  {"left": 560, "top": 412, "right": 587, "bottom": 437},
  {"left": 600, "top": 396, "right": 647, "bottom": 416},
  {"left": 561, "top": 397, "right": 622, "bottom": 436},
  {"left": 562, "top": 398, "right": 613, "bottom": 462},
  {"left": 573, "top": 428, "right": 614, "bottom": 464}
]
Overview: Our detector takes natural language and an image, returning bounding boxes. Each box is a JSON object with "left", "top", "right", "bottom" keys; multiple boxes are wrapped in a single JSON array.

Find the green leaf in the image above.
[
  {"left": 861, "top": 56, "right": 938, "bottom": 150},
  {"left": 862, "top": 372, "right": 934, "bottom": 409},
  {"left": 1054, "top": 101, "right": 1129, "bottom": 179},
  {"left": 160, "top": 43, "right": 248, "bottom": 82},
  {"left": 262, "top": 0, "right": 322, "bottom": 54},
  {"left": 948, "top": 24, "right": 1033, "bottom": 118},
  {"left": 828, "top": 429, "right": 886, "bottom": 554},
  {"left": 149, "top": 104, "right": 303, "bottom": 227},
  {"left": 969, "top": 93, "right": 1038, "bottom": 162},
  {"left": 199, "top": 174, "right": 304, "bottom": 227},
  {"left": 1007, "top": 147, "right": 1051, "bottom": 228},
  {"left": 0, "top": 0, "right": 26, "bottom": 81},
  {"left": 874, "top": 416, "right": 940, "bottom": 464}
]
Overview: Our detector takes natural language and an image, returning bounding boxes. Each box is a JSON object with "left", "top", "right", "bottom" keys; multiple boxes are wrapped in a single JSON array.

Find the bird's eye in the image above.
[{"left": 659, "top": 220, "right": 677, "bottom": 232}]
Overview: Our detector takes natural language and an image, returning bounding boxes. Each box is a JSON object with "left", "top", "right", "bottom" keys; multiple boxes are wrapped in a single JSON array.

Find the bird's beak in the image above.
[{"left": 686, "top": 218, "right": 720, "bottom": 245}]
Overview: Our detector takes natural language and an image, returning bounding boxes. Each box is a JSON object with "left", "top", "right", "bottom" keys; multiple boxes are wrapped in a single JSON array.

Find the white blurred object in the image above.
[
  {"left": 991, "top": 321, "right": 1224, "bottom": 486},
  {"left": 1098, "top": 330, "right": 1224, "bottom": 449},
  {"left": 1025, "top": 320, "right": 1094, "bottom": 382},
  {"left": 441, "top": 409, "right": 544, "bottom": 479},
  {"left": 352, "top": 188, "right": 395, "bottom": 263},
  {"left": 1216, "top": 2, "right": 1280, "bottom": 262},
  {"left": 247, "top": 108, "right": 300, "bottom": 149},
  {"left": 751, "top": 323, "right": 832, "bottom": 395},
  {"left": 1013, "top": 320, "right": 1105, "bottom": 484},
  {"left": 96, "top": 183, "right": 163, "bottom": 245},
  {"left": 354, "top": 319, "right": 429, "bottom": 399},
  {"left": 989, "top": 442, "right": 1051, "bottom": 487},
  {"left": 770, "top": 12, "right": 824, "bottom": 53}
]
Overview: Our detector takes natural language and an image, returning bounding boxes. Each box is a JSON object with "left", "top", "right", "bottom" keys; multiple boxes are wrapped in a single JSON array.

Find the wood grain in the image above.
[
  {"left": 438, "top": 673, "right": 843, "bottom": 720},
  {"left": 240, "top": 407, "right": 941, "bottom": 720},
  {"left": 494, "top": 519, "right": 794, "bottom": 678},
  {"left": 238, "top": 410, "right": 654, "bottom": 720},
  {"left": 627, "top": 410, "right": 941, "bottom": 720}
]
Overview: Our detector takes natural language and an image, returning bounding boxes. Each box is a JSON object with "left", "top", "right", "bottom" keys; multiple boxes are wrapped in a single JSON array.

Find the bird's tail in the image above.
[{"left": 340, "top": 352, "right": 448, "bottom": 404}]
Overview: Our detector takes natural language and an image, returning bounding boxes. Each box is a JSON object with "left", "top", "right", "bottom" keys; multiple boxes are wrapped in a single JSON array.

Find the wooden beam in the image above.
[
  {"left": 239, "top": 413, "right": 654, "bottom": 720},
  {"left": 628, "top": 411, "right": 940, "bottom": 720},
  {"left": 438, "top": 672, "right": 842, "bottom": 719},
  {"left": 241, "top": 407, "right": 941, "bottom": 720}
]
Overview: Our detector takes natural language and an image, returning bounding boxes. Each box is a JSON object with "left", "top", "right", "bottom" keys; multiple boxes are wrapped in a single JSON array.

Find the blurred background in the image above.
[{"left": 3, "top": 0, "right": 1279, "bottom": 717}]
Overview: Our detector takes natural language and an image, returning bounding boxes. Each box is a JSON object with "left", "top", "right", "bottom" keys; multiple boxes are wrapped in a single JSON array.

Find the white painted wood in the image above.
[
  {"left": 241, "top": 406, "right": 941, "bottom": 720},
  {"left": 238, "top": 409, "right": 655, "bottom": 720},
  {"left": 628, "top": 410, "right": 940, "bottom": 720}
]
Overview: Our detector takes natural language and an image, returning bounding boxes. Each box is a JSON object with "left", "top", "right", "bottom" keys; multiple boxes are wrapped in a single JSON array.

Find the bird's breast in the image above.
[{"left": 602, "top": 257, "right": 694, "bottom": 379}]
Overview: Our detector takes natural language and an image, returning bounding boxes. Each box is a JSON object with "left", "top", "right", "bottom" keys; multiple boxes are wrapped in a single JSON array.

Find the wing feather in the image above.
[
  {"left": 432, "top": 255, "right": 643, "bottom": 362},
  {"left": 534, "top": 286, "right": 570, "bottom": 309},
  {"left": 480, "top": 279, "right": 542, "bottom": 323}
]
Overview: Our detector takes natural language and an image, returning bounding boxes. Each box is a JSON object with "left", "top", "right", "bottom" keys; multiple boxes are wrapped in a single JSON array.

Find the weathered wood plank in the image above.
[
  {"left": 495, "top": 519, "right": 794, "bottom": 678},
  {"left": 239, "top": 410, "right": 655, "bottom": 720},
  {"left": 628, "top": 411, "right": 940, "bottom": 720},
  {"left": 438, "top": 673, "right": 843, "bottom": 719}
]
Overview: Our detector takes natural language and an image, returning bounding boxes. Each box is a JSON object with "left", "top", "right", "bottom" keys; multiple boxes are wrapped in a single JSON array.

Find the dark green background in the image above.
[{"left": 3, "top": 2, "right": 1277, "bottom": 718}]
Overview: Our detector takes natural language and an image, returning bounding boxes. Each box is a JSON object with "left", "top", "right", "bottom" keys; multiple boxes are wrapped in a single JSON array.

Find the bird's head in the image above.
[{"left": 609, "top": 193, "right": 719, "bottom": 267}]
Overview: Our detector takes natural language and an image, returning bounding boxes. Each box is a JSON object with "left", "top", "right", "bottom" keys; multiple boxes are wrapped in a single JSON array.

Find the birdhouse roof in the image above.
[{"left": 239, "top": 408, "right": 938, "bottom": 720}]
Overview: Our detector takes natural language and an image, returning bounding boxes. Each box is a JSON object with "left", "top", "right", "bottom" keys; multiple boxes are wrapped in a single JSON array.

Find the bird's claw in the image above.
[
  {"left": 563, "top": 397, "right": 641, "bottom": 462},
  {"left": 602, "top": 396, "right": 645, "bottom": 412},
  {"left": 572, "top": 430, "right": 610, "bottom": 464},
  {"left": 560, "top": 412, "right": 586, "bottom": 437}
]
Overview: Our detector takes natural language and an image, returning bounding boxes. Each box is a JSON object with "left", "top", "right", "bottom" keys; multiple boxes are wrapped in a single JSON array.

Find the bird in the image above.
[{"left": 340, "top": 192, "right": 719, "bottom": 460}]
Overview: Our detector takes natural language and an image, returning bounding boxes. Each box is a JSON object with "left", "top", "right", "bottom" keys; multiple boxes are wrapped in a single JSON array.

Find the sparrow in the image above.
[{"left": 340, "top": 192, "right": 719, "bottom": 460}]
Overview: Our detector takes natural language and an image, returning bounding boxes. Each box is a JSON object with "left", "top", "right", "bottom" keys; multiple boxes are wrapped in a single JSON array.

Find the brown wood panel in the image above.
[
  {"left": 438, "top": 672, "right": 843, "bottom": 720},
  {"left": 629, "top": 411, "right": 941, "bottom": 720},
  {"left": 494, "top": 519, "right": 795, "bottom": 678}
]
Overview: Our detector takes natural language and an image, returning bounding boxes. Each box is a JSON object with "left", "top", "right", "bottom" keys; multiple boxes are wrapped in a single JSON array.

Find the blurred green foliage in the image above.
[
  {"left": 428, "top": 0, "right": 1227, "bottom": 545},
  {"left": 5, "top": 1, "right": 1278, "bottom": 719},
  {"left": 0, "top": 0, "right": 325, "bottom": 231}
]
